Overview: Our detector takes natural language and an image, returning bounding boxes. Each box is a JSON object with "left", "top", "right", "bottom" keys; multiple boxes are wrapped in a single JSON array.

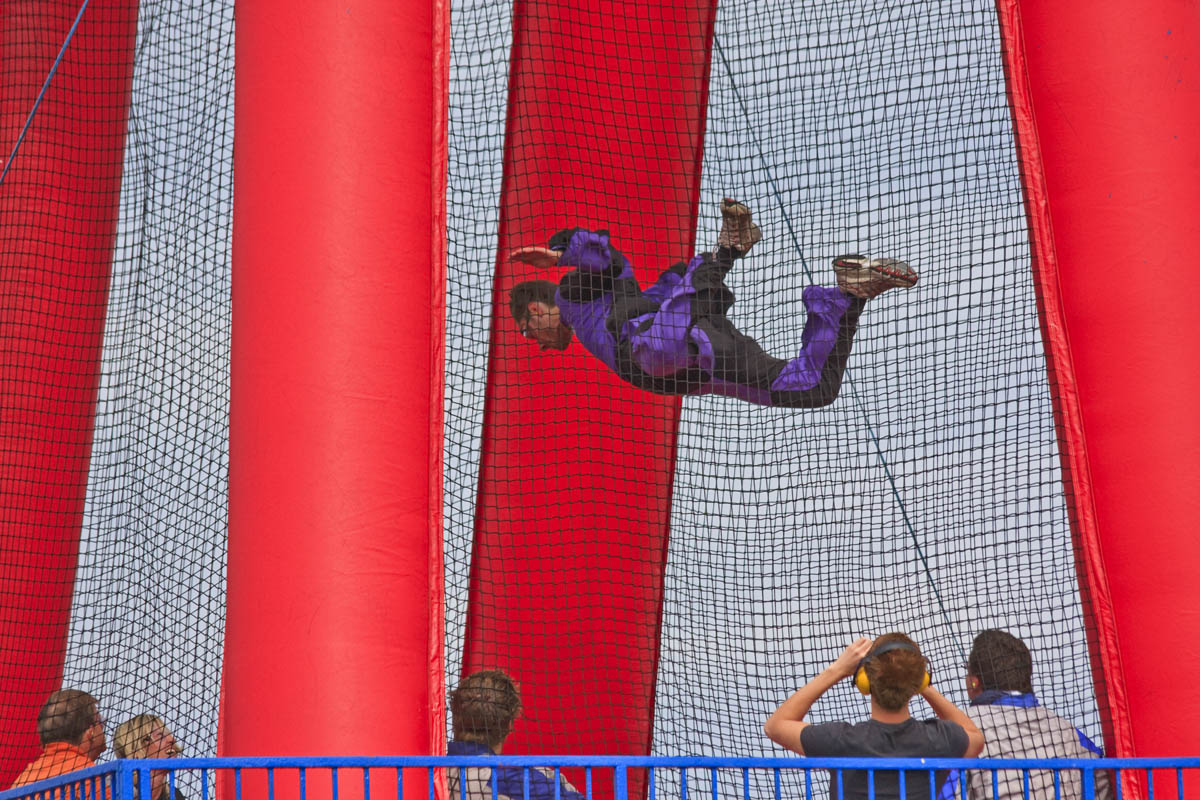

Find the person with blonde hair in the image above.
[{"left": 113, "top": 715, "right": 183, "bottom": 800}]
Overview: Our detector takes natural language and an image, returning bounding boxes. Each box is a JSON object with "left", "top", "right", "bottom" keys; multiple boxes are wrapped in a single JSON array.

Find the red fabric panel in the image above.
[
  {"left": 1004, "top": 0, "right": 1200, "bottom": 775},
  {"left": 992, "top": 0, "right": 1134, "bottom": 769},
  {"left": 464, "top": 0, "right": 717, "bottom": 790},
  {"left": 430, "top": 0, "right": 451, "bottom": 790},
  {"left": 225, "top": 0, "right": 444, "bottom": 791},
  {"left": 0, "top": 1, "right": 136, "bottom": 785}
]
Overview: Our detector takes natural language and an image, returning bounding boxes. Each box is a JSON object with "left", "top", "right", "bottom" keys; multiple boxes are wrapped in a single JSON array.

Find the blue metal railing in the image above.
[{"left": 3, "top": 757, "right": 1198, "bottom": 800}]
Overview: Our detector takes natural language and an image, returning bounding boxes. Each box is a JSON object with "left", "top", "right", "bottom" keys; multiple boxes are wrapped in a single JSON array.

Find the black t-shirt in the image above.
[{"left": 799, "top": 718, "right": 969, "bottom": 800}]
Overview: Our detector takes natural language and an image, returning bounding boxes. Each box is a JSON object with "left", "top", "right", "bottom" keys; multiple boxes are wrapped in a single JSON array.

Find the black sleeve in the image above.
[{"left": 799, "top": 722, "right": 853, "bottom": 756}]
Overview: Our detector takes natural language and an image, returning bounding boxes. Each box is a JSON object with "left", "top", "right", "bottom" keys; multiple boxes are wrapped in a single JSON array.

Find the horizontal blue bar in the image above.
[
  {"left": 3, "top": 755, "right": 1198, "bottom": 800},
  {"left": 0, "top": 762, "right": 118, "bottom": 795},
  {"left": 24, "top": 756, "right": 1194, "bottom": 769}
]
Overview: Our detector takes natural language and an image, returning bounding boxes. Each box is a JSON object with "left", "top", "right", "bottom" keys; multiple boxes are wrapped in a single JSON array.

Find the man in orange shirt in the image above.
[{"left": 10, "top": 689, "right": 107, "bottom": 789}]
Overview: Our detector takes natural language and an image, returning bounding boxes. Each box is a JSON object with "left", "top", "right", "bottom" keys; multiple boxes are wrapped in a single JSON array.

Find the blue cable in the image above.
[{"left": 0, "top": 0, "right": 94, "bottom": 187}]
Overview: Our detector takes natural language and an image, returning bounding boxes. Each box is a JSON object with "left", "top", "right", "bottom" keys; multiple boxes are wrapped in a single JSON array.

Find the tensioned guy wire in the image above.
[{"left": 712, "top": 33, "right": 967, "bottom": 664}]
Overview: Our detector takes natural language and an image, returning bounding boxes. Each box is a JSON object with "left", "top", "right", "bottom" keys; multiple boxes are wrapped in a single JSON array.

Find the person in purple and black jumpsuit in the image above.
[{"left": 509, "top": 199, "right": 918, "bottom": 409}]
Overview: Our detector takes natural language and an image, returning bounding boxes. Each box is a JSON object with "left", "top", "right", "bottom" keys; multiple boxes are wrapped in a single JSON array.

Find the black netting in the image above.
[
  {"left": 445, "top": 0, "right": 510, "bottom": 713},
  {"left": 656, "top": 0, "right": 1102, "bottom": 758},
  {"left": 0, "top": 0, "right": 233, "bottom": 780},
  {"left": 445, "top": 0, "right": 1106, "bottom": 777},
  {"left": 0, "top": 0, "right": 1106, "bottom": 786}
]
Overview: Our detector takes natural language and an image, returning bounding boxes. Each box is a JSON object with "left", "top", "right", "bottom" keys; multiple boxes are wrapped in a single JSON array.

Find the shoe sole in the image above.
[{"left": 833, "top": 256, "right": 918, "bottom": 288}]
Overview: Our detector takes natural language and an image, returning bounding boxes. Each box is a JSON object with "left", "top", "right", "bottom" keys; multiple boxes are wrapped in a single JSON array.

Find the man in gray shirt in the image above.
[{"left": 962, "top": 630, "right": 1112, "bottom": 800}]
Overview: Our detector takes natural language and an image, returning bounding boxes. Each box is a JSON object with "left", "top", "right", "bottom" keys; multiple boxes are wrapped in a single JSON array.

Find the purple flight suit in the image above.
[{"left": 550, "top": 228, "right": 864, "bottom": 408}]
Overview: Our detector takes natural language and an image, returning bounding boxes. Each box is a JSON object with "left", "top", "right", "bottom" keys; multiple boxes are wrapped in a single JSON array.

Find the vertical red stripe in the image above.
[
  {"left": 1001, "top": 0, "right": 1200, "bottom": 785},
  {"left": 464, "top": 0, "right": 716, "bottom": 790},
  {"left": 0, "top": 1, "right": 136, "bottom": 784},
  {"left": 430, "top": 0, "right": 452, "bottom": 786},
  {"left": 225, "top": 0, "right": 443, "bottom": 790},
  {"left": 993, "top": 0, "right": 1134, "bottom": 767}
]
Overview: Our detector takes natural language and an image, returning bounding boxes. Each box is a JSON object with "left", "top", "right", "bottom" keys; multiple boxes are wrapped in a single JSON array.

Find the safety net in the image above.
[
  {"left": 444, "top": 0, "right": 1108, "bottom": 789},
  {"left": 0, "top": 0, "right": 1109, "bottom": 791},
  {"left": 0, "top": 0, "right": 233, "bottom": 785}
]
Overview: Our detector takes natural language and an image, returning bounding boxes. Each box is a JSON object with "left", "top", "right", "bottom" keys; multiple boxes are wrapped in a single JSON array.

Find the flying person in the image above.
[{"left": 509, "top": 199, "right": 917, "bottom": 408}]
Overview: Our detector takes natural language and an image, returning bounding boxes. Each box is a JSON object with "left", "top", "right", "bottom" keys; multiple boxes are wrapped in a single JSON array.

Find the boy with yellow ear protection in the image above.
[{"left": 765, "top": 633, "right": 985, "bottom": 800}]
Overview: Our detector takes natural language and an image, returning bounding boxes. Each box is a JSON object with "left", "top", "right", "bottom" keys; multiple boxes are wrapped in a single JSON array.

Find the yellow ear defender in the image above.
[{"left": 854, "top": 641, "right": 932, "bottom": 696}]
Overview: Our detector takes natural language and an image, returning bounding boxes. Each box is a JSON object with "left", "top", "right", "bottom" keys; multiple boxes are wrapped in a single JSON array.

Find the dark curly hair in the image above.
[
  {"left": 967, "top": 629, "right": 1034, "bottom": 694},
  {"left": 451, "top": 670, "right": 522, "bottom": 749},
  {"left": 864, "top": 633, "right": 928, "bottom": 712}
]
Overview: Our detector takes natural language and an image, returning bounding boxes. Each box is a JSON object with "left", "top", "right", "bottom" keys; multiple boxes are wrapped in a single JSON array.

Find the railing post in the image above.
[
  {"left": 118, "top": 762, "right": 134, "bottom": 800},
  {"left": 613, "top": 767, "right": 628, "bottom": 800},
  {"left": 1083, "top": 767, "right": 1096, "bottom": 800}
]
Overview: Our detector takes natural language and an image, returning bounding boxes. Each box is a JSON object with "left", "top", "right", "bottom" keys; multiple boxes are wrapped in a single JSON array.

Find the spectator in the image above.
[
  {"left": 10, "top": 689, "right": 107, "bottom": 788},
  {"left": 448, "top": 670, "right": 583, "bottom": 800},
  {"left": 962, "top": 630, "right": 1112, "bottom": 800},
  {"left": 113, "top": 715, "right": 184, "bottom": 800},
  {"left": 765, "top": 634, "right": 984, "bottom": 800}
]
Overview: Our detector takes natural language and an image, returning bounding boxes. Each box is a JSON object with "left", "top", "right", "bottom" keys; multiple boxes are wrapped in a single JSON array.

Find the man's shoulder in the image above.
[
  {"left": 910, "top": 717, "right": 970, "bottom": 740},
  {"left": 10, "top": 745, "right": 95, "bottom": 789},
  {"left": 969, "top": 701, "right": 1076, "bottom": 730},
  {"left": 797, "top": 720, "right": 854, "bottom": 752},
  {"left": 804, "top": 719, "right": 857, "bottom": 735},
  {"left": 10, "top": 762, "right": 36, "bottom": 789},
  {"left": 878, "top": 718, "right": 969, "bottom": 757},
  {"left": 799, "top": 719, "right": 874, "bottom": 756},
  {"left": 969, "top": 703, "right": 1092, "bottom": 757}
]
